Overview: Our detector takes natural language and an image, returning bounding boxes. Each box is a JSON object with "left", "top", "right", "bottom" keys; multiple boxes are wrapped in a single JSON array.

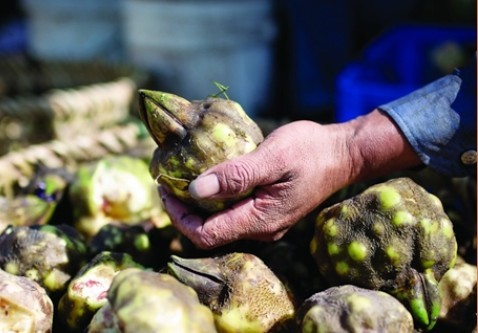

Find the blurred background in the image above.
[
  {"left": 0, "top": 4, "right": 476, "bottom": 332},
  {"left": 0, "top": 0, "right": 476, "bottom": 123}
]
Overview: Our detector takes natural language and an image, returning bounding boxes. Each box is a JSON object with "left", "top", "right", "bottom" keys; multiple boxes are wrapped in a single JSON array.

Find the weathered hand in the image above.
[
  {"left": 160, "top": 119, "right": 354, "bottom": 248},
  {"left": 161, "top": 110, "right": 421, "bottom": 249}
]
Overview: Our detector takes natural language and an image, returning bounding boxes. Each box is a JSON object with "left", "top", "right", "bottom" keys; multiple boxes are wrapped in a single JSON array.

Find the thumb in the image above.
[{"left": 189, "top": 145, "right": 280, "bottom": 200}]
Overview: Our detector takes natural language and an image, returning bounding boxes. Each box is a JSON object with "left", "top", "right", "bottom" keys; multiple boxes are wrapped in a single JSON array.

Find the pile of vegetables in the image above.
[{"left": 0, "top": 88, "right": 475, "bottom": 333}]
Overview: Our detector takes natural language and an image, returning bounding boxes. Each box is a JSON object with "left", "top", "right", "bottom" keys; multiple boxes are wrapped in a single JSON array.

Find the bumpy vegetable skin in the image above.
[
  {"left": 87, "top": 302, "right": 120, "bottom": 333},
  {"left": 310, "top": 177, "right": 458, "bottom": 331},
  {"left": 0, "top": 195, "right": 55, "bottom": 233},
  {"left": 167, "top": 252, "right": 295, "bottom": 332},
  {"left": 0, "top": 268, "right": 54, "bottom": 333},
  {"left": 88, "top": 222, "right": 159, "bottom": 269},
  {"left": 297, "top": 284, "right": 414, "bottom": 333},
  {"left": 138, "top": 90, "right": 264, "bottom": 212},
  {"left": 69, "top": 155, "right": 163, "bottom": 238},
  {"left": 57, "top": 251, "right": 143, "bottom": 332},
  {"left": 92, "top": 268, "right": 217, "bottom": 333},
  {"left": 437, "top": 258, "right": 477, "bottom": 330},
  {"left": 0, "top": 224, "right": 87, "bottom": 295}
]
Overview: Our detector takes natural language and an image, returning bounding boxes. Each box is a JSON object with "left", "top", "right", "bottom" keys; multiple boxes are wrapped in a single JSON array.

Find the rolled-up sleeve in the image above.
[{"left": 378, "top": 69, "right": 476, "bottom": 178}]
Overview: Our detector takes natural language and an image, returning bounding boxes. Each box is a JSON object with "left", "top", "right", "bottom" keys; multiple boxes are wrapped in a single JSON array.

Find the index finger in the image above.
[{"left": 159, "top": 187, "right": 205, "bottom": 243}]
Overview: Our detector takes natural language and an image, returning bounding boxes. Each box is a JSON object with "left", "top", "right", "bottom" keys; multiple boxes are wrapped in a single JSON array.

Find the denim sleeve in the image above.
[{"left": 378, "top": 70, "right": 477, "bottom": 178}]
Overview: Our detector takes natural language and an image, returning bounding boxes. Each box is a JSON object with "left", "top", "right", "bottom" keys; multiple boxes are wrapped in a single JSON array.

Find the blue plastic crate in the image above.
[{"left": 335, "top": 24, "right": 476, "bottom": 122}]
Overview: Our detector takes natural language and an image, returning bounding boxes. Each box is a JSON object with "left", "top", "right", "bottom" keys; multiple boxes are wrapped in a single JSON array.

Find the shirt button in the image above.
[{"left": 461, "top": 150, "right": 477, "bottom": 165}]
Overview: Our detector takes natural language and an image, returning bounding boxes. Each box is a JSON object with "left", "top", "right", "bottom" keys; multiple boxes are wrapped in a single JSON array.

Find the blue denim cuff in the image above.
[{"left": 379, "top": 74, "right": 476, "bottom": 177}]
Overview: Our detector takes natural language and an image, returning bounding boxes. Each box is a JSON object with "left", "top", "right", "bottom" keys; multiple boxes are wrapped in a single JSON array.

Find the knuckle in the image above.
[{"left": 218, "top": 160, "right": 257, "bottom": 194}]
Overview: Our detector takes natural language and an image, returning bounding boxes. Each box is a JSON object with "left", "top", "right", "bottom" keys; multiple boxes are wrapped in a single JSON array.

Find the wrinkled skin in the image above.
[
  {"left": 167, "top": 252, "right": 295, "bottom": 332},
  {"left": 57, "top": 251, "right": 143, "bottom": 332},
  {"left": 297, "top": 285, "right": 414, "bottom": 333},
  {"left": 310, "top": 177, "right": 458, "bottom": 331},
  {"left": 0, "top": 268, "right": 54, "bottom": 333},
  {"left": 160, "top": 110, "right": 421, "bottom": 249},
  {"left": 91, "top": 268, "right": 217, "bottom": 333},
  {"left": 138, "top": 90, "right": 264, "bottom": 212},
  {"left": 69, "top": 155, "right": 164, "bottom": 239},
  {"left": 0, "top": 224, "right": 88, "bottom": 295}
]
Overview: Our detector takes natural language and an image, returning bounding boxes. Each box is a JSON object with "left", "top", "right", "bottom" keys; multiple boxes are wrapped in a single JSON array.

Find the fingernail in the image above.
[{"left": 189, "top": 174, "right": 219, "bottom": 199}]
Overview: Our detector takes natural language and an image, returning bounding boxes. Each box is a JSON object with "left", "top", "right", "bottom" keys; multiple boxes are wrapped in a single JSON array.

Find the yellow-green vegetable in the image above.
[
  {"left": 437, "top": 258, "right": 477, "bottom": 330},
  {"left": 94, "top": 268, "right": 217, "bottom": 333},
  {"left": 57, "top": 251, "right": 143, "bottom": 332},
  {"left": 0, "top": 268, "right": 54, "bottom": 333},
  {"left": 0, "top": 224, "right": 87, "bottom": 295},
  {"left": 0, "top": 195, "right": 55, "bottom": 233},
  {"left": 167, "top": 252, "right": 295, "bottom": 332},
  {"left": 69, "top": 155, "right": 164, "bottom": 239},
  {"left": 311, "top": 177, "right": 458, "bottom": 331},
  {"left": 88, "top": 224, "right": 156, "bottom": 268},
  {"left": 0, "top": 168, "right": 75, "bottom": 233},
  {"left": 137, "top": 90, "right": 264, "bottom": 212},
  {"left": 297, "top": 285, "right": 414, "bottom": 333}
]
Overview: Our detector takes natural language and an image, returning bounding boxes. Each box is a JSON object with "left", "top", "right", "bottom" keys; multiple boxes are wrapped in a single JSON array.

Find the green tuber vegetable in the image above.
[
  {"left": 69, "top": 155, "right": 165, "bottom": 239},
  {"left": 138, "top": 90, "right": 264, "bottom": 212},
  {"left": 87, "top": 302, "right": 120, "bottom": 333},
  {"left": 0, "top": 167, "right": 74, "bottom": 233},
  {"left": 25, "top": 167, "right": 73, "bottom": 204},
  {"left": 88, "top": 223, "right": 155, "bottom": 268},
  {"left": 167, "top": 252, "right": 296, "bottom": 332},
  {"left": 437, "top": 257, "right": 477, "bottom": 330},
  {"left": 57, "top": 251, "right": 143, "bottom": 332},
  {"left": 87, "top": 268, "right": 217, "bottom": 333},
  {"left": 0, "top": 224, "right": 88, "bottom": 295},
  {"left": 0, "top": 195, "right": 55, "bottom": 233},
  {"left": 0, "top": 268, "right": 54, "bottom": 333},
  {"left": 310, "top": 177, "right": 458, "bottom": 331},
  {"left": 297, "top": 284, "right": 414, "bottom": 333}
]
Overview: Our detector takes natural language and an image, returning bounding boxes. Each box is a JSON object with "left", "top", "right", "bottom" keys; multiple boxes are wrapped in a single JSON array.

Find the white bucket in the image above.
[
  {"left": 21, "top": 0, "right": 123, "bottom": 61},
  {"left": 121, "top": 0, "right": 277, "bottom": 116}
]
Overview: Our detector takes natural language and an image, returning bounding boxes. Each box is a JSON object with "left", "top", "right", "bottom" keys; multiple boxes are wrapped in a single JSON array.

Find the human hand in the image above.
[
  {"left": 160, "top": 119, "right": 356, "bottom": 249},
  {"left": 160, "top": 110, "right": 421, "bottom": 249}
]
